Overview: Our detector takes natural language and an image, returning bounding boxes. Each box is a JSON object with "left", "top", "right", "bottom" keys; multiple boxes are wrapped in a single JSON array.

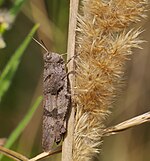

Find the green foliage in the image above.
[
  {"left": 0, "top": 96, "right": 42, "bottom": 160},
  {"left": 10, "top": 0, "right": 27, "bottom": 16},
  {"left": 0, "top": 0, "right": 27, "bottom": 36},
  {"left": 0, "top": 24, "right": 39, "bottom": 101}
]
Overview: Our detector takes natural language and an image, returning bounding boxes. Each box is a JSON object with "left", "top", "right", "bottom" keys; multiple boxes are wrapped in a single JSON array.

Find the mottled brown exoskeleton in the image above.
[{"left": 33, "top": 38, "right": 71, "bottom": 152}]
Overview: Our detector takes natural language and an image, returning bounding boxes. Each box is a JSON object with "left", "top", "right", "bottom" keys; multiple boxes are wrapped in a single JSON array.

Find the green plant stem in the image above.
[
  {"left": 10, "top": 0, "right": 27, "bottom": 16},
  {"left": 0, "top": 24, "right": 39, "bottom": 101},
  {"left": 0, "top": 96, "right": 42, "bottom": 160}
]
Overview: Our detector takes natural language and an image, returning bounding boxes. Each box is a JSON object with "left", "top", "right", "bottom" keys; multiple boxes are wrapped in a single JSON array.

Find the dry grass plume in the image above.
[{"left": 73, "top": 0, "right": 148, "bottom": 161}]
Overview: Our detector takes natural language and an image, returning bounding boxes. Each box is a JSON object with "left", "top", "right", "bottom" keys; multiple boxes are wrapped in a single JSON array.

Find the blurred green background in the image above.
[{"left": 0, "top": 0, "right": 150, "bottom": 161}]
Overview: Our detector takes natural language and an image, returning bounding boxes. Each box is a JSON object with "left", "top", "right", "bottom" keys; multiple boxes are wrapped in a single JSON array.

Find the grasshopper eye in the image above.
[{"left": 46, "top": 53, "right": 51, "bottom": 60}]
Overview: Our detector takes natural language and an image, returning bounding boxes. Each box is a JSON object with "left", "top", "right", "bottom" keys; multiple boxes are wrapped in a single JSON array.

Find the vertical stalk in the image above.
[{"left": 61, "top": 0, "right": 79, "bottom": 161}]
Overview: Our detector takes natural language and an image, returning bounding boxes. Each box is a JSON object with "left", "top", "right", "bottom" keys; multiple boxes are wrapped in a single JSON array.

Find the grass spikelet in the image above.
[{"left": 73, "top": 0, "right": 148, "bottom": 160}]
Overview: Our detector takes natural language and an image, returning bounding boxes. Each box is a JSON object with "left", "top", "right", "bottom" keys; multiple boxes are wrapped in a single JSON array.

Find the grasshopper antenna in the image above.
[{"left": 32, "top": 37, "right": 49, "bottom": 52}]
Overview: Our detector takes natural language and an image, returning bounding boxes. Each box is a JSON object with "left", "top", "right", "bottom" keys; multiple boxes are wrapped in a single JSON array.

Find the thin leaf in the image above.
[
  {"left": 0, "top": 96, "right": 42, "bottom": 160},
  {"left": 10, "top": 0, "right": 27, "bottom": 16},
  {"left": 0, "top": 24, "right": 39, "bottom": 101}
]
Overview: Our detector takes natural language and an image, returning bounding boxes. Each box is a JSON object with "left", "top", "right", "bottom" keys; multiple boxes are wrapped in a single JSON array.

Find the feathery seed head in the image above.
[{"left": 73, "top": 0, "right": 148, "bottom": 160}]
